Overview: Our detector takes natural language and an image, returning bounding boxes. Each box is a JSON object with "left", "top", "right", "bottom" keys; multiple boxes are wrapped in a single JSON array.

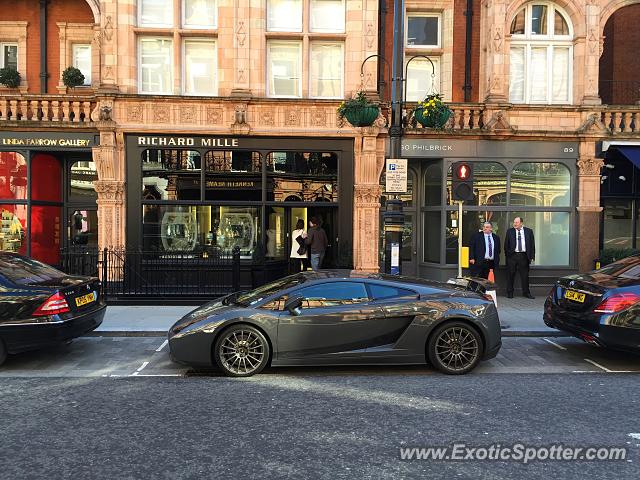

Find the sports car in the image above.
[{"left": 168, "top": 271, "right": 502, "bottom": 376}]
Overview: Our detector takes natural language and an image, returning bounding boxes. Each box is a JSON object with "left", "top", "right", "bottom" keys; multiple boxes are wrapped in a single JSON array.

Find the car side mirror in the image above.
[{"left": 284, "top": 296, "right": 303, "bottom": 315}]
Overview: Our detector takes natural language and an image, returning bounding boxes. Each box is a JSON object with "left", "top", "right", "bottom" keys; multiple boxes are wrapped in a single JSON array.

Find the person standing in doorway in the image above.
[
  {"left": 290, "top": 219, "right": 308, "bottom": 272},
  {"left": 469, "top": 222, "right": 501, "bottom": 279},
  {"left": 504, "top": 216, "right": 536, "bottom": 299},
  {"left": 305, "top": 216, "right": 328, "bottom": 271}
]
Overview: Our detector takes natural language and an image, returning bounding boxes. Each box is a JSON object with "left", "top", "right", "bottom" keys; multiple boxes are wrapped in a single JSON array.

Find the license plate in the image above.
[
  {"left": 564, "top": 289, "right": 585, "bottom": 303},
  {"left": 75, "top": 292, "right": 96, "bottom": 307}
]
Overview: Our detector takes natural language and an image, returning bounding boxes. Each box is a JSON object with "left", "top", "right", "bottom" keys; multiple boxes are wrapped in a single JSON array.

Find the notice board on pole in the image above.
[{"left": 385, "top": 158, "right": 408, "bottom": 193}]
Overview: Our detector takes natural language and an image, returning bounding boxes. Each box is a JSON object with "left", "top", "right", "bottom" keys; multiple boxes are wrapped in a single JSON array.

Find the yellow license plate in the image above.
[
  {"left": 564, "top": 290, "right": 585, "bottom": 303},
  {"left": 75, "top": 292, "right": 96, "bottom": 307}
]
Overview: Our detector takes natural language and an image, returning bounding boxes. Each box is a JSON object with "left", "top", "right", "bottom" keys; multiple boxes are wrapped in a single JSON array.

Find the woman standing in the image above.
[{"left": 290, "top": 219, "right": 308, "bottom": 272}]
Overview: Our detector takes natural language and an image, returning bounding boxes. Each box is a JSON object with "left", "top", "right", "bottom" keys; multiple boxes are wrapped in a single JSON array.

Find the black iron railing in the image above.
[{"left": 599, "top": 80, "right": 640, "bottom": 105}]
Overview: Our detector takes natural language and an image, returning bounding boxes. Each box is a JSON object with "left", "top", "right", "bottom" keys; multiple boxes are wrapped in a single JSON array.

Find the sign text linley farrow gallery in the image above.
[{"left": 137, "top": 136, "right": 239, "bottom": 147}]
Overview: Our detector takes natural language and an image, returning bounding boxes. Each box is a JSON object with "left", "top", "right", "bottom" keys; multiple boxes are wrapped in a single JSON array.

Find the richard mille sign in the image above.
[{"left": 137, "top": 136, "right": 240, "bottom": 147}]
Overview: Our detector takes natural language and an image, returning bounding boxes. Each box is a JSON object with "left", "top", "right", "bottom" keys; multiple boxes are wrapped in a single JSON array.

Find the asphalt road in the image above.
[{"left": 1, "top": 337, "right": 640, "bottom": 479}]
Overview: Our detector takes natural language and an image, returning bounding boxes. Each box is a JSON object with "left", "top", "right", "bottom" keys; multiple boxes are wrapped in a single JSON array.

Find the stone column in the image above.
[
  {"left": 353, "top": 126, "right": 386, "bottom": 271},
  {"left": 97, "top": 0, "right": 118, "bottom": 92},
  {"left": 480, "top": 0, "right": 508, "bottom": 103},
  {"left": 576, "top": 141, "right": 603, "bottom": 272},
  {"left": 230, "top": 0, "right": 251, "bottom": 96},
  {"left": 92, "top": 110, "right": 125, "bottom": 248},
  {"left": 582, "top": 2, "right": 601, "bottom": 105}
]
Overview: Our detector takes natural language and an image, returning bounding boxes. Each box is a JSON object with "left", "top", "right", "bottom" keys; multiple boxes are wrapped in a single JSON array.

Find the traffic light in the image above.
[{"left": 451, "top": 162, "right": 474, "bottom": 201}]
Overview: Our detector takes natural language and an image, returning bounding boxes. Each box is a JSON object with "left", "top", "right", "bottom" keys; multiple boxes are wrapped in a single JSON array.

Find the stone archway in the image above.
[{"left": 84, "top": 0, "right": 101, "bottom": 24}]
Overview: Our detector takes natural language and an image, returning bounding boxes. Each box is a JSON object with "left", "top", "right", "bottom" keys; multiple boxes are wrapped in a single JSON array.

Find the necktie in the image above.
[
  {"left": 517, "top": 230, "right": 522, "bottom": 252},
  {"left": 488, "top": 235, "right": 493, "bottom": 258}
]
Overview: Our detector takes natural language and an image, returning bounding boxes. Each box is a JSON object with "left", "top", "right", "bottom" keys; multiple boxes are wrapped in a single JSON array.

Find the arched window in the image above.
[{"left": 509, "top": 2, "right": 572, "bottom": 104}]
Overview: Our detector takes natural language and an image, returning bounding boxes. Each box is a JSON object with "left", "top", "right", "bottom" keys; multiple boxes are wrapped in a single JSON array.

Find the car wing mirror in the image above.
[{"left": 284, "top": 296, "right": 303, "bottom": 315}]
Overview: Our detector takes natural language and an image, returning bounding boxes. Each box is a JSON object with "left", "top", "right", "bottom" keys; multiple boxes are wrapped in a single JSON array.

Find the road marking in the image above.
[
  {"left": 156, "top": 339, "right": 168, "bottom": 352},
  {"left": 132, "top": 373, "right": 182, "bottom": 377},
  {"left": 583, "top": 358, "right": 634, "bottom": 373},
  {"left": 130, "top": 361, "right": 150, "bottom": 376},
  {"left": 571, "top": 370, "right": 600, "bottom": 373},
  {"left": 543, "top": 338, "right": 567, "bottom": 351}
]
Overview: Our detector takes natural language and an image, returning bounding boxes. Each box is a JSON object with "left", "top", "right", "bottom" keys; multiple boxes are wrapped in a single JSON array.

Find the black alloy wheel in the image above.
[
  {"left": 428, "top": 322, "right": 483, "bottom": 375},
  {"left": 214, "top": 325, "right": 270, "bottom": 377}
]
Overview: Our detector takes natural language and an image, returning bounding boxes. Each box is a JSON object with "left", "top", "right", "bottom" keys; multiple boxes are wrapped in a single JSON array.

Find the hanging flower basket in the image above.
[
  {"left": 413, "top": 94, "right": 452, "bottom": 129},
  {"left": 337, "top": 91, "right": 380, "bottom": 127}
]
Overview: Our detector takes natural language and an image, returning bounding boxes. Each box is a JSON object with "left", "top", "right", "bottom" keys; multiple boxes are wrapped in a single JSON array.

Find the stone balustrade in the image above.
[{"left": 0, "top": 94, "right": 96, "bottom": 123}]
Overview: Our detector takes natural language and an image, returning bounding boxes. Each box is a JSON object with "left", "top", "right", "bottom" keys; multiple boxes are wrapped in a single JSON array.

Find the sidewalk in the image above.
[{"left": 95, "top": 295, "right": 557, "bottom": 336}]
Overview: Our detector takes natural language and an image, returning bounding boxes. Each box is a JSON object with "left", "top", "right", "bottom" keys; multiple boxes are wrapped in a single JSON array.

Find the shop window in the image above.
[
  {"left": 603, "top": 199, "right": 633, "bottom": 250},
  {"left": 139, "top": 37, "right": 173, "bottom": 94},
  {"left": 266, "top": 151, "right": 338, "bottom": 202},
  {"left": 142, "top": 204, "right": 260, "bottom": 258},
  {"left": 309, "top": 42, "right": 343, "bottom": 99},
  {"left": 69, "top": 160, "right": 98, "bottom": 201},
  {"left": 183, "top": 40, "right": 217, "bottom": 95},
  {"left": 310, "top": 0, "right": 345, "bottom": 33},
  {"left": 72, "top": 44, "right": 91, "bottom": 85},
  {"left": 446, "top": 162, "right": 507, "bottom": 206},
  {"left": 0, "top": 152, "right": 27, "bottom": 200},
  {"left": 183, "top": 0, "right": 217, "bottom": 29},
  {"left": 267, "top": 41, "right": 302, "bottom": 97},
  {"left": 406, "top": 13, "right": 440, "bottom": 48},
  {"left": 423, "top": 162, "right": 442, "bottom": 207},
  {"left": 423, "top": 211, "right": 441, "bottom": 263},
  {"left": 1, "top": 43, "right": 18, "bottom": 71},
  {"left": 205, "top": 151, "right": 260, "bottom": 173},
  {"left": 142, "top": 149, "right": 201, "bottom": 201},
  {"left": 31, "top": 154, "right": 62, "bottom": 202},
  {"left": 445, "top": 211, "right": 509, "bottom": 265},
  {"left": 204, "top": 151, "right": 262, "bottom": 201},
  {"left": 511, "top": 162, "right": 570, "bottom": 207},
  {"left": 509, "top": 2, "right": 572, "bottom": 104},
  {"left": 31, "top": 205, "right": 61, "bottom": 265},
  {"left": 267, "top": 0, "right": 303, "bottom": 32},
  {"left": 511, "top": 211, "right": 569, "bottom": 265},
  {"left": 139, "top": 0, "right": 173, "bottom": 27},
  {"left": 405, "top": 57, "right": 440, "bottom": 102},
  {"left": 69, "top": 209, "right": 98, "bottom": 247},
  {"left": 0, "top": 204, "right": 27, "bottom": 255}
]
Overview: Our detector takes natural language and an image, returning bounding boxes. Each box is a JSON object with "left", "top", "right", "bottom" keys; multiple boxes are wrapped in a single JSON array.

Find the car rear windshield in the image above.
[
  {"left": 597, "top": 255, "right": 640, "bottom": 279},
  {"left": 0, "top": 255, "right": 66, "bottom": 286}
]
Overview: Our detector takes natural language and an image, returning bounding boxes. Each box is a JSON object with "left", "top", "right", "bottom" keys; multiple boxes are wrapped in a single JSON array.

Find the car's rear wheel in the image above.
[
  {"left": 214, "top": 325, "right": 270, "bottom": 377},
  {"left": 0, "top": 338, "right": 7, "bottom": 367},
  {"left": 428, "top": 322, "right": 483, "bottom": 375}
]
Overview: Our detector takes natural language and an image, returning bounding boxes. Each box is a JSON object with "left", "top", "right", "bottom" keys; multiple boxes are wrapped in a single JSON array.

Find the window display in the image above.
[{"left": 0, "top": 205, "right": 27, "bottom": 254}]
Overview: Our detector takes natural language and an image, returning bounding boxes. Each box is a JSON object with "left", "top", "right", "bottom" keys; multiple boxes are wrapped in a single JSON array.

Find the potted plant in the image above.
[
  {"left": 337, "top": 91, "right": 380, "bottom": 127},
  {"left": 62, "top": 66, "right": 85, "bottom": 89},
  {"left": 0, "top": 68, "right": 21, "bottom": 89},
  {"left": 413, "top": 93, "right": 452, "bottom": 129}
]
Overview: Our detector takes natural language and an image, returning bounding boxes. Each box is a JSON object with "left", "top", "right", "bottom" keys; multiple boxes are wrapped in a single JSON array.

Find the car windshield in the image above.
[
  {"left": 235, "top": 274, "right": 307, "bottom": 307},
  {"left": 0, "top": 254, "right": 66, "bottom": 286},
  {"left": 597, "top": 255, "right": 640, "bottom": 279}
]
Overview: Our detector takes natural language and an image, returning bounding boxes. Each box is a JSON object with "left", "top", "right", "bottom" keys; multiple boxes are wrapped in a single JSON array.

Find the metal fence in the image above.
[{"left": 60, "top": 246, "right": 241, "bottom": 301}]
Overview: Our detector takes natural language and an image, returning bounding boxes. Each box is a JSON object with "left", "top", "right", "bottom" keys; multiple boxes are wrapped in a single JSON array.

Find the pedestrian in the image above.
[
  {"left": 305, "top": 216, "right": 328, "bottom": 271},
  {"left": 290, "top": 219, "right": 308, "bottom": 272},
  {"left": 469, "top": 221, "right": 501, "bottom": 280},
  {"left": 504, "top": 216, "right": 536, "bottom": 299}
]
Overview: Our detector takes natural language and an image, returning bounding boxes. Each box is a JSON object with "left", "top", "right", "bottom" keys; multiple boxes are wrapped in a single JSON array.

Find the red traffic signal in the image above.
[{"left": 451, "top": 162, "right": 474, "bottom": 201}]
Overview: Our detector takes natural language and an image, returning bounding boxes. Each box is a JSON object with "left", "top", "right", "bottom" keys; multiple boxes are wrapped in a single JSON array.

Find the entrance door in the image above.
[{"left": 67, "top": 208, "right": 98, "bottom": 247}]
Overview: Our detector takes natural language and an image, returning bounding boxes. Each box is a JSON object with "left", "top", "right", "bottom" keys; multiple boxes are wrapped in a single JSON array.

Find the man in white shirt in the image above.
[{"left": 504, "top": 217, "right": 536, "bottom": 299}]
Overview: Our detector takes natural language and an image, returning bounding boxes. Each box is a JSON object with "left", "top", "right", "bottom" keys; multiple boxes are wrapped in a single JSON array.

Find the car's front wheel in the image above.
[
  {"left": 427, "top": 322, "right": 483, "bottom": 375},
  {"left": 213, "top": 325, "right": 270, "bottom": 377}
]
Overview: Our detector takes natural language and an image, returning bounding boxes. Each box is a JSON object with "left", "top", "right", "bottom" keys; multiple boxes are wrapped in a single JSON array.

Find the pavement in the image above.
[{"left": 95, "top": 295, "right": 553, "bottom": 336}]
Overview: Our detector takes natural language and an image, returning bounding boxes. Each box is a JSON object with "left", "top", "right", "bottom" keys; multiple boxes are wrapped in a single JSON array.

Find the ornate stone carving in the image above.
[
  {"left": 577, "top": 113, "right": 608, "bottom": 134},
  {"left": 94, "top": 180, "right": 125, "bottom": 201},
  {"left": 483, "top": 110, "right": 516, "bottom": 133},
  {"left": 365, "top": 23, "right": 375, "bottom": 49},
  {"left": 261, "top": 109, "right": 275, "bottom": 126},
  {"left": 126, "top": 105, "right": 142, "bottom": 122},
  {"left": 233, "top": 103, "right": 247, "bottom": 124},
  {"left": 103, "top": 66, "right": 114, "bottom": 80},
  {"left": 153, "top": 106, "right": 170, "bottom": 123},
  {"left": 206, "top": 107, "right": 223, "bottom": 124},
  {"left": 577, "top": 157, "right": 604, "bottom": 176},
  {"left": 103, "top": 16, "right": 114, "bottom": 42},
  {"left": 588, "top": 28, "right": 598, "bottom": 54},
  {"left": 311, "top": 109, "right": 326, "bottom": 127},
  {"left": 354, "top": 184, "right": 383, "bottom": 207},
  {"left": 180, "top": 106, "right": 196, "bottom": 123},
  {"left": 285, "top": 109, "right": 301, "bottom": 126},
  {"left": 236, "top": 20, "right": 246, "bottom": 47},
  {"left": 493, "top": 26, "right": 503, "bottom": 53}
]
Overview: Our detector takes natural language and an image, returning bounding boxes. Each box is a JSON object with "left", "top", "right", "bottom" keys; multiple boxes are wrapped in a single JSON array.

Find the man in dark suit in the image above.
[
  {"left": 504, "top": 217, "right": 536, "bottom": 299},
  {"left": 469, "top": 221, "right": 501, "bottom": 279}
]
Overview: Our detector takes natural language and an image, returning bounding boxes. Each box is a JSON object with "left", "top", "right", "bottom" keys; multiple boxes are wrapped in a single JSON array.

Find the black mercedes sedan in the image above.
[
  {"left": 168, "top": 271, "right": 502, "bottom": 377},
  {"left": 544, "top": 254, "right": 640, "bottom": 353},
  {"left": 0, "top": 252, "right": 106, "bottom": 366}
]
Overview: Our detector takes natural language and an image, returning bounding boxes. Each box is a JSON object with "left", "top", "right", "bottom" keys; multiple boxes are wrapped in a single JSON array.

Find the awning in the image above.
[{"left": 612, "top": 146, "right": 640, "bottom": 169}]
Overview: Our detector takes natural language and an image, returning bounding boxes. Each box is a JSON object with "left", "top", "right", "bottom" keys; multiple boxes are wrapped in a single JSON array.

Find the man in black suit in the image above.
[
  {"left": 504, "top": 216, "right": 536, "bottom": 299},
  {"left": 469, "top": 221, "right": 501, "bottom": 279}
]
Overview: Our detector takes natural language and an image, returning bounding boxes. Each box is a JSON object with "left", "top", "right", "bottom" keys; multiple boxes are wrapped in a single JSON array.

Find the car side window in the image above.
[
  {"left": 295, "top": 282, "right": 370, "bottom": 308},
  {"left": 368, "top": 283, "right": 418, "bottom": 300},
  {"left": 260, "top": 295, "right": 288, "bottom": 311}
]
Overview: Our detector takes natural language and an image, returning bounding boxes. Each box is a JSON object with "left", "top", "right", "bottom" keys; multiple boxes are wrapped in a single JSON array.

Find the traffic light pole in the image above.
[{"left": 458, "top": 200, "right": 463, "bottom": 278}]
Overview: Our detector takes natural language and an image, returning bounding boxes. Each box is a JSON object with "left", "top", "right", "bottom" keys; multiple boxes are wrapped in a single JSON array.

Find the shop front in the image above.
[
  {"left": 125, "top": 134, "right": 354, "bottom": 281},
  {"left": 0, "top": 131, "right": 99, "bottom": 265},
  {"left": 382, "top": 139, "right": 579, "bottom": 290}
]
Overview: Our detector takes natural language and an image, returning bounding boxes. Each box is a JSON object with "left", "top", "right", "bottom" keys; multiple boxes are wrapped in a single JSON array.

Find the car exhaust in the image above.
[{"left": 580, "top": 333, "right": 602, "bottom": 347}]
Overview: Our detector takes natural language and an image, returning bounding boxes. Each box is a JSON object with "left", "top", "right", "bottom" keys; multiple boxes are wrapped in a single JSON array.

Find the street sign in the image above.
[
  {"left": 385, "top": 158, "right": 408, "bottom": 193},
  {"left": 390, "top": 242, "right": 400, "bottom": 275}
]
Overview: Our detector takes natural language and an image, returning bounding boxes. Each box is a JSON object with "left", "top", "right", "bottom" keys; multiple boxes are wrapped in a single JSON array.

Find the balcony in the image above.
[{"left": 0, "top": 93, "right": 97, "bottom": 125}]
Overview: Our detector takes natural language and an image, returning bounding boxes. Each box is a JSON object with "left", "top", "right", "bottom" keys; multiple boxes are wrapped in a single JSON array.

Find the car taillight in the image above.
[
  {"left": 33, "top": 292, "right": 70, "bottom": 316},
  {"left": 594, "top": 292, "right": 640, "bottom": 313}
]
